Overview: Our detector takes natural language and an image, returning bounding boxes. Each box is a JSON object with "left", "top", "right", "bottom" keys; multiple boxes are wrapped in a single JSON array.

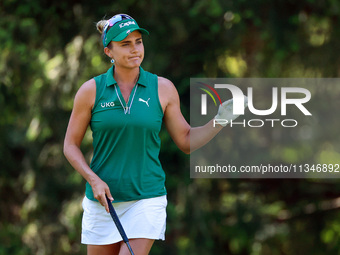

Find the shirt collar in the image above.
[{"left": 105, "top": 65, "right": 148, "bottom": 87}]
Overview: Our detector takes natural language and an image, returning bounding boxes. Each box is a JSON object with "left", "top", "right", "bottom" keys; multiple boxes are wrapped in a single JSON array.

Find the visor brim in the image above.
[{"left": 112, "top": 28, "right": 149, "bottom": 42}]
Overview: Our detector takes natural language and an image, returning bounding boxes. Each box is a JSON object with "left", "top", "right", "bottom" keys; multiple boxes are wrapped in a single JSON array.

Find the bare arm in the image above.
[
  {"left": 63, "top": 79, "right": 113, "bottom": 212},
  {"left": 159, "top": 77, "right": 223, "bottom": 154}
]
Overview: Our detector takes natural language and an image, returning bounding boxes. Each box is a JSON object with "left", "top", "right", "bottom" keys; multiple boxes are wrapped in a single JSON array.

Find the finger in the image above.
[
  {"left": 102, "top": 194, "right": 110, "bottom": 213},
  {"left": 222, "top": 99, "right": 232, "bottom": 106},
  {"left": 222, "top": 101, "right": 233, "bottom": 110},
  {"left": 95, "top": 195, "right": 103, "bottom": 206},
  {"left": 106, "top": 188, "right": 114, "bottom": 202},
  {"left": 104, "top": 190, "right": 114, "bottom": 213}
]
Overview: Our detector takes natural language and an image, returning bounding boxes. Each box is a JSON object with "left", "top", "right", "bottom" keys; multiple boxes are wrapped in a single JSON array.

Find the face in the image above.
[{"left": 104, "top": 31, "right": 144, "bottom": 69}]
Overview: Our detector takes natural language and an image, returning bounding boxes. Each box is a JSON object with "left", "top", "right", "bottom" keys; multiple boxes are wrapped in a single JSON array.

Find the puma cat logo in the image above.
[{"left": 139, "top": 98, "right": 150, "bottom": 107}]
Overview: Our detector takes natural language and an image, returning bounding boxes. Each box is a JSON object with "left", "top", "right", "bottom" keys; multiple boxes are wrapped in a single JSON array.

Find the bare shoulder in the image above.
[
  {"left": 158, "top": 76, "right": 180, "bottom": 112},
  {"left": 77, "top": 78, "right": 96, "bottom": 96},
  {"left": 158, "top": 76, "right": 179, "bottom": 102},
  {"left": 75, "top": 78, "right": 96, "bottom": 109}
]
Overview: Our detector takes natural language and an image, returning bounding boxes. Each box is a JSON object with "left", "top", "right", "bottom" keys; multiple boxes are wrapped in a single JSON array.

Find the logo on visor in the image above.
[{"left": 119, "top": 21, "right": 136, "bottom": 28}]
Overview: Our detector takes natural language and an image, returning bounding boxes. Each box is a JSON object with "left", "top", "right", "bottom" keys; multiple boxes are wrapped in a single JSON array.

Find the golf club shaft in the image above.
[{"left": 106, "top": 195, "right": 135, "bottom": 255}]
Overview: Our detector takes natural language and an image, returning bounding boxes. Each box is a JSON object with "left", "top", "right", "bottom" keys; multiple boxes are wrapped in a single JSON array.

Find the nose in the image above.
[{"left": 130, "top": 43, "right": 138, "bottom": 53}]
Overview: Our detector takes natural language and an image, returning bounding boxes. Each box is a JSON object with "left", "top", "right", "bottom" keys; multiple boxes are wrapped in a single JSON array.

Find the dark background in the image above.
[{"left": 1, "top": 0, "right": 340, "bottom": 254}]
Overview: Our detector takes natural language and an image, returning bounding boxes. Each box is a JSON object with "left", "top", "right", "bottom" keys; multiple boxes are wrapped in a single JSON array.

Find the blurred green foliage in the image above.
[{"left": 1, "top": 0, "right": 340, "bottom": 254}]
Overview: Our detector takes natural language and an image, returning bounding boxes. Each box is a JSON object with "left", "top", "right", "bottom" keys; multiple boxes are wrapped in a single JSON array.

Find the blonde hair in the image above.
[
  {"left": 96, "top": 20, "right": 108, "bottom": 34},
  {"left": 96, "top": 19, "right": 113, "bottom": 48}
]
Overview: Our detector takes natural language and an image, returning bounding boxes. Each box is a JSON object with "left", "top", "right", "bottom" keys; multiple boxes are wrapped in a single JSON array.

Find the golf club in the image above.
[{"left": 105, "top": 195, "right": 135, "bottom": 255}]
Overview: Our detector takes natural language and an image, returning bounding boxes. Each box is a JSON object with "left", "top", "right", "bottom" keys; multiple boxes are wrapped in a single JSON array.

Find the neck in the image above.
[{"left": 113, "top": 65, "right": 140, "bottom": 87}]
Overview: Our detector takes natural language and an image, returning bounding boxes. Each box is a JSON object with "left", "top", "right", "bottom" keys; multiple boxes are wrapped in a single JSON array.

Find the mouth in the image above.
[{"left": 129, "top": 56, "right": 140, "bottom": 60}]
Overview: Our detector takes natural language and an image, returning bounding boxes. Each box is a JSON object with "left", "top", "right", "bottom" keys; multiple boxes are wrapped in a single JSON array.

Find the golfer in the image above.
[{"left": 64, "top": 14, "right": 245, "bottom": 255}]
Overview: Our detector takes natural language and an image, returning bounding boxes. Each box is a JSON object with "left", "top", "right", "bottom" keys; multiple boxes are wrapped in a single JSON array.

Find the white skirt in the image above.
[{"left": 81, "top": 195, "right": 167, "bottom": 245}]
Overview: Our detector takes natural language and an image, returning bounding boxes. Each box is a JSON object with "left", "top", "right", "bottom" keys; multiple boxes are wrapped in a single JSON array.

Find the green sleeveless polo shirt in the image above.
[{"left": 85, "top": 65, "right": 167, "bottom": 202}]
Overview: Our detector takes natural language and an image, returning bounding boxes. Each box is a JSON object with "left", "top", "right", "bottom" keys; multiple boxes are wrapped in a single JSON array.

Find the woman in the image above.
[{"left": 64, "top": 14, "right": 242, "bottom": 255}]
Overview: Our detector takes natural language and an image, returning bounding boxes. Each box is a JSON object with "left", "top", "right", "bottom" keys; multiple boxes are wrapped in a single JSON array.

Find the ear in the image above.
[{"left": 104, "top": 47, "right": 112, "bottom": 58}]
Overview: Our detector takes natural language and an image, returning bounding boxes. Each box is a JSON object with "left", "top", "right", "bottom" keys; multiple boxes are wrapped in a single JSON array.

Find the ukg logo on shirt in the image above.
[{"left": 101, "top": 101, "right": 115, "bottom": 108}]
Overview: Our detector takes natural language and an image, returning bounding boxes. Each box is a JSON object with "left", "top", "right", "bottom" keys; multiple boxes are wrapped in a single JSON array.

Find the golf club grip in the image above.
[{"left": 105, "top": 196, "right": 129, "bottom": 243}]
